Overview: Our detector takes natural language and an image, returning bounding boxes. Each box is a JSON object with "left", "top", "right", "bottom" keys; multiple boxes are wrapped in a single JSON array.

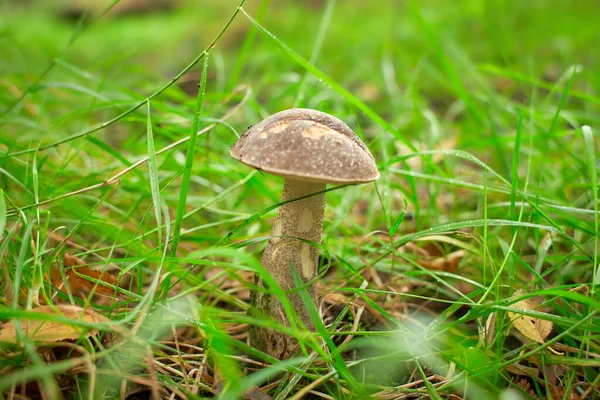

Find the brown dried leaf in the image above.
[
  {"left": 0, "top": 304, "right": 110, "bottom": 344},
  {"left": 548, "top": 386, "right": 581, "bottom": 400},
  {"left": 51, "top": 253, "right": 119, "bottom": 302},
  {"left": 508, "top": 290, "right": 553, "bottom": 344},
  {"left": 515, "top": 379, "right": 537, "bottom": 398},
  {"left": 416, "top": 250, "right": 465, "bottom": 272},
  {"left": 401, "top": 239, "right": 468, "bottom": 272},
  {"left": 63, "top": 253, "right": 85, "bottom": 268},
  {"left": 320, "top": 293, "right": 351, "bottom": 307}
]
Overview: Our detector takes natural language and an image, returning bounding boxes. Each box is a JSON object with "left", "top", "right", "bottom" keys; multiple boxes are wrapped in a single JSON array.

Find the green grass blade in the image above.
[
  {"left": 293, "top": 0, "right": 336, "bottom": 107},
  {"left": 240, "top": 7, "right": 415, "bottom": 151},
  {"left": 510, "top": 112, "right": 523, "bottom": 230},
  {"left": 228, "top": 0, "right": 270, "bottom": 90},
  {"left": 146, "top": 100, "right": 162, "bottom": 245},
  {"left": 582, "top": 125, "right": 599, "bottom": 290},
  {"left": 291, "top": 267, "right": 367, "bottom": 398},
  {"left": 0, "top": 190, "right": 6, "bottom": 240},
  {"left": 170, "top": 53, "right": 209, "bottom": 260},
  {"left": 6, "top": 0, "right": 248, "bottom": 156},
  {"left": 415, "top": 360, "right": 441, "bottom": 399}
]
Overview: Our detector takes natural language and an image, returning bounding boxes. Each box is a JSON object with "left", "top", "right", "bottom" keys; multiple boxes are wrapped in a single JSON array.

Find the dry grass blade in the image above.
[{"left": 0, "top": 304, "right": 110, "bottom": 344}]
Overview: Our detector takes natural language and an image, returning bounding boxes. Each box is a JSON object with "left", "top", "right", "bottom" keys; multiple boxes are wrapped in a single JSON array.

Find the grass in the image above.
[{"left": 1, "top": 0, "right": 599, "bottom": 398}]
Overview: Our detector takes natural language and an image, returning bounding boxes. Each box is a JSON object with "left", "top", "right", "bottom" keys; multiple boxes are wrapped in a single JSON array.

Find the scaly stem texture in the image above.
[{"left": 250, "top": 179, "right": 325, "bottom": 359}]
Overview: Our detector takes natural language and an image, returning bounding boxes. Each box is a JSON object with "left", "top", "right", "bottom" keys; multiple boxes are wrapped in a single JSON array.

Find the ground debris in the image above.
[
  {"left": 507, "top": 290, "right": 553, "bottom": 345},
  {"left": 0, "top": 304, "right": 111, "bottom": 344},
  {"left": 49, "top": 253, "right": 122, "bottom": 306}
]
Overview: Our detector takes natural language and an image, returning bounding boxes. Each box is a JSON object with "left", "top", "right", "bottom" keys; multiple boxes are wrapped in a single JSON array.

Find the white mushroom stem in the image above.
[{"left": 250, "top": 179, "right": 325, "bottom": 359}]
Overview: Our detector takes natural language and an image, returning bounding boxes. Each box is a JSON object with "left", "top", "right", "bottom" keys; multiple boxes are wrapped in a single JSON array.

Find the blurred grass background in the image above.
[{"left": 1, "top": 0, "right": 599, "bottom": 398}]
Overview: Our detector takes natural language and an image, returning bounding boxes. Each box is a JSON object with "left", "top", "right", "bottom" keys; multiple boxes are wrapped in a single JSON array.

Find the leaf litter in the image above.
[
  {"left": 507, "top": 289, "right": 553, "bottom": 345},
  {"left": 49, "top": 253, "right": 124, "bottom": 306},
  {"left": 0, "top": 304, "right": 111, "bottom": 344}
]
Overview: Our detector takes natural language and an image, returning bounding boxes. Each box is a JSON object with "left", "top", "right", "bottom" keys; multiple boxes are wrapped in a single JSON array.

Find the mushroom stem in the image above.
[{"left": 250, "top": 179, "right": 325, "bottom": 359}]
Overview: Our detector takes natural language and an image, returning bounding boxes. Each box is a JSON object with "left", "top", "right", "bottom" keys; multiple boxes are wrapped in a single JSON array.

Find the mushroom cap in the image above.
[{"left": 230, "top": 108, "right": 380, "bottom": 184}]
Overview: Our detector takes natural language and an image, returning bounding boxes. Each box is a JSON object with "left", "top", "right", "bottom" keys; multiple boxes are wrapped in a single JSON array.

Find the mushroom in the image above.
[{"left": 230, "top": 108, "right": 379, "bottom": 359}]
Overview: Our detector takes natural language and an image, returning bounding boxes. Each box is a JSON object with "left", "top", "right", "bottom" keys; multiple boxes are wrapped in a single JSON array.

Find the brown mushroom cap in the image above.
[{"left": 230, "top": 108, "right": 380, "bottom": 184}]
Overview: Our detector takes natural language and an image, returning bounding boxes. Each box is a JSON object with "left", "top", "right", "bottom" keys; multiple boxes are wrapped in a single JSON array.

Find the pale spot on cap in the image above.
[
  {"left": 230, "top": 108, "right": 380, "bottom": 184},
  {"left": 260, "top": 121, "right": 291, "bottom": 139},
  {"left": 300, "top": 124, "right": 329, "bottom": 140}
]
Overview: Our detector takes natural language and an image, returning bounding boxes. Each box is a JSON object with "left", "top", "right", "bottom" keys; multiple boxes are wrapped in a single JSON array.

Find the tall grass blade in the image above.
[
  {"left": 170, "top": 54, "right": 209, "bottom": 260},
  {"left": 240, "top": 7, "right": 415, "bottom": 151},
  {"left": 582, "top": 126, "right": 599, "bottom": 289},
  {"left": 146, "top": 101, "right": 162, "bottom": 245}
]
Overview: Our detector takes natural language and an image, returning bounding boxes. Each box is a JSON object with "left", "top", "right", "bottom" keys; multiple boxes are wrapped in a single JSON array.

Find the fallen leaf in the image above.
[
  {"left": 50, "top": 253, "right": 119, "bottom": 303},
  {"left": 401, "top": 238, "right": 469, "bottom": 272},
  {"left": 0, "top": 304, "right": 110, "bottom": 344},
  {"left": 507, "top": 290, "right": 553, "bottom": 344},
  {"left": 548, "top": 386, "right": 581, "bottom": 400},
  {"left": 416, "top": 249, "right": 465, "bottom": 272},
  {"left": 515, "top": 378, "right": 537, "bottom": 398}
]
